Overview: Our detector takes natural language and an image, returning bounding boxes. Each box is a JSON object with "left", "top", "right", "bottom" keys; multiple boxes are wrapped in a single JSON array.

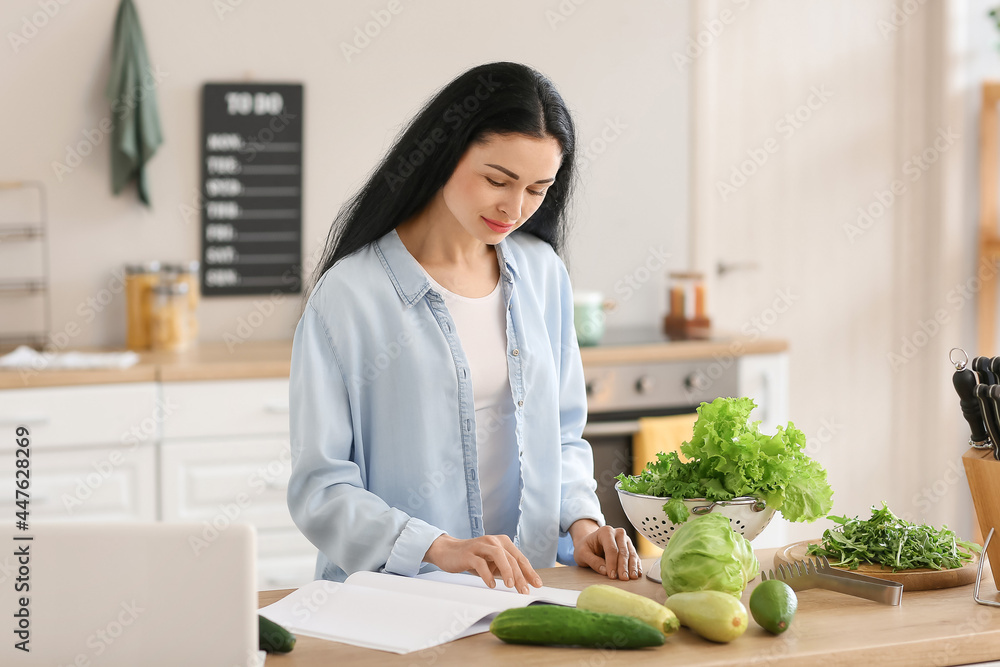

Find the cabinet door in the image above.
[
  {"left": 0, "top": 444, "right": 156, "bottom": 522},
  {"left": 737, "top": 352, "right": 790, "bottom": 434},
  {"left": 161, "top": 379, "right": 290, "bottom": 440},
  {"left": 0, "top": 383, "right": 159, "bottom": 449},
  {"left": 160, "top": 437, "right": 293, "bottom": 529},
  {"left": 257, "top": 528, "right": 318, "bottom": 591}
]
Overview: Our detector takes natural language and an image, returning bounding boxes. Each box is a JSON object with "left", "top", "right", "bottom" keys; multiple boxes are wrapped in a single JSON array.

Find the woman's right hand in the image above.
[{"left": 423, "top": 534, "right": 543, "bottom": 594}]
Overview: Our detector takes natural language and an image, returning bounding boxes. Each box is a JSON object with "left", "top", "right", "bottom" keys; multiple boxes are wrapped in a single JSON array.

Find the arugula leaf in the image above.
[
  {"left": 805, "top": 502, "right": 981, "bottom": 571},
  {"left": 615, "top": 397, "right": 834, "bottom": 523}
]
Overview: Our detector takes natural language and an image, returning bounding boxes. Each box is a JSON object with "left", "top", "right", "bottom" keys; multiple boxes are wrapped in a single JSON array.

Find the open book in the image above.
[{"left": 258, "top": 570, "right": 580, "bottom": 654}]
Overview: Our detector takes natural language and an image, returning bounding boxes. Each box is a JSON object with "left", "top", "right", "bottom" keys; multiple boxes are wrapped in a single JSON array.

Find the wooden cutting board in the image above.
[{"left": 773, "top": 539, "right": 979, "bottom": 591}]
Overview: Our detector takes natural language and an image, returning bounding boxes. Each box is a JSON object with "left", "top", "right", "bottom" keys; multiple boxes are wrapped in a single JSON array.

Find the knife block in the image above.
[{"left": 962, "top": 448, "right": 1000, "bottom": 583}]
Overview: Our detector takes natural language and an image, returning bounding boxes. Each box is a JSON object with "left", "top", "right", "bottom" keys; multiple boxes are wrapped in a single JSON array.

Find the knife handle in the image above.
[
  {"left": 955, "top": 369, "right": 990, "bottom": 443},
  {"left": 974, "top": 357, "right": 998, "bottom": 385},
  {"left": 991, "top": 357, "right": 1000, "bottom": 378}
]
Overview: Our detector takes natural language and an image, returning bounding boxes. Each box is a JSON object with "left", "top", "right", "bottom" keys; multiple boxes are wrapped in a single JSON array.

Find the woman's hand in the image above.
[
  {"left": 423, "top": 534, "right": 543, "bottom": 594},
  {"left": 569, "top": 519, "right": 642, "bottom": 581}
]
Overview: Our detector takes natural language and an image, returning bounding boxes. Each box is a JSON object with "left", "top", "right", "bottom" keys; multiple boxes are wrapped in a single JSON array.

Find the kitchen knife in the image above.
[
  {"left": 953, "top": 363, "right": 991, "bottom": 448},
  {"left": 973, "top": 357, "right": 998, "bottom": 385},
  {"left": 976, "top": 384, "right": 1000, "bottom": 456},
  {"left": 988, "top": 386, "right": 1000, "bottom": 461}
]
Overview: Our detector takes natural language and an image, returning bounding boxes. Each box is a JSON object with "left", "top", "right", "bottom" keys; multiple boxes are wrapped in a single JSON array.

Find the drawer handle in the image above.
[
  {"left": 0, "top": 416, "right": 50, "bottom": 426},
  {"left": 263, "top": 401, "right": 289, "bottom": 415}
]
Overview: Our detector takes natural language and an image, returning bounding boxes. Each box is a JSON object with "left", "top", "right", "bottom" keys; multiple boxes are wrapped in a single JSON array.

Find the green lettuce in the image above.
[
  {"left": 659, "top": 513, "right": 759, "bottom": 597},
  {"left": 616, "top": 396, "right": 834, "bottom": 523}
]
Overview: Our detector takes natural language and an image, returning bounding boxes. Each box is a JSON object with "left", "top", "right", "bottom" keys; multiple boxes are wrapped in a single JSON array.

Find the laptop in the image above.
[{"left": 1, "top": 522, "right": 259, "bottom": 667}]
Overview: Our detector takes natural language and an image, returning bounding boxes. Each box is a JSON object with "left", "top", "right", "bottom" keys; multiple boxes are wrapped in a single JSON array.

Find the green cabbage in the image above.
[{"left": 660, "top": 513, "right": 759, "bottom": 597}]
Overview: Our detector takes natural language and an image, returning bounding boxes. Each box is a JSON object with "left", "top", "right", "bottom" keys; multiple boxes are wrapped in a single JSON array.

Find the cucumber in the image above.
[
  {"left": 577, "top": 584, "right": 680, "bottom": 636},
  {"left": 490, "top": 605, "right": 665, "bottom": 649},
  {"left": 665, "top": 591, "right": 748, "bottom": 644},
  {"left": 259, "top": 614, "right": 296, "bottom": 653}
]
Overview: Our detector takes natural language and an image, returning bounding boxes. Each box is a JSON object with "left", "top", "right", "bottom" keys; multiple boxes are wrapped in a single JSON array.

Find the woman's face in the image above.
[{"left": 441, "top": 132, "right": 563, "bottom": 244}]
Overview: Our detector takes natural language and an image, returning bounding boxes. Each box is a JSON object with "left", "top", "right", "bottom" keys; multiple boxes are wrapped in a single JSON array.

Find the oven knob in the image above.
[
  {"left": 586, "top": 378, "right": 604, "bottom": 396},
  {"left": 685, "top": 371, "right": 710, "bottom": 392},
  {"left": 635, "top": 375, "right": 654, "bottom": 394}
]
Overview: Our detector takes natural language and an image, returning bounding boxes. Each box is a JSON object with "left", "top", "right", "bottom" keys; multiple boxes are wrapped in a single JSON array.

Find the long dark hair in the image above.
[{"left": 311, "top": 61, "right": 577, "bottom": 293}]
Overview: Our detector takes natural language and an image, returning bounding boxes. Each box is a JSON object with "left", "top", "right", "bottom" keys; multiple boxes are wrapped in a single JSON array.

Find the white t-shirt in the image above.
[{"left": 421, "top": 269, "right": 520, "bottom": 539}]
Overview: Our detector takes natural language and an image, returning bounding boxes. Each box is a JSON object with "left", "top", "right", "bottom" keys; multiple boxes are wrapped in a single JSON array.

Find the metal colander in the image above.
[{"left": 616, "top": 481, "right": 777, "bottom": 549}]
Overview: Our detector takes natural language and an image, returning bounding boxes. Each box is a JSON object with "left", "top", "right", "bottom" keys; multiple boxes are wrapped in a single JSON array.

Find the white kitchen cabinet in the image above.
[
  {"left": 159, "top": 378, "right": 316, "bottom": 589},
  {"left": 161, "top": 378, "right": 290, "bottom": 440},
  {"left": 738, "top": 352, "right": 790, "bottom": 434},
  {"left": 0, "top": 382, "right": 159, "bottom": 449},
  {"left": 0, "top": 383, "right": 160, "bottom": 524},
  {"left": 10, "top": 444, "right": 157, "bottom": 522},
  {"left": 160, "top": 437, "right": 292, "bottom": 529},
  {"left": 257, "top": 528, "right": 319, "bottom": 591}
]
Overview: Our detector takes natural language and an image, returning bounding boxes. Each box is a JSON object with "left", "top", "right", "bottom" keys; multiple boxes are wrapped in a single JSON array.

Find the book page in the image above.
[
  {"left": 259, "top": 579, "right": 498, "bottom": 655},
  {"left": 412, "top": 570, "right": 581, "bottom": 606}
]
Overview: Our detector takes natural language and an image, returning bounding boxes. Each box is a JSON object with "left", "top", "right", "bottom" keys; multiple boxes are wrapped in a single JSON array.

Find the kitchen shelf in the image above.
[{"left": 0, "top": 181, "right": 50, "bottom": 348}]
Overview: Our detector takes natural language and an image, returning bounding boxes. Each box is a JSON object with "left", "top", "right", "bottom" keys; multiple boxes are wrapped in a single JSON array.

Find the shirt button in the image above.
[
  {"left": 512, "top": 349, "right": 519, "bottom": 356},
  {"left": 518, "top": 400, "right": 524, "bottom": 407}
]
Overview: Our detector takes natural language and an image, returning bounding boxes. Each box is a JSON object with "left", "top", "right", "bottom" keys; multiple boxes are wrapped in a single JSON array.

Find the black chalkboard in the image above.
[{"left": 200, "top": 83, "right": 303, "bottom": 296}]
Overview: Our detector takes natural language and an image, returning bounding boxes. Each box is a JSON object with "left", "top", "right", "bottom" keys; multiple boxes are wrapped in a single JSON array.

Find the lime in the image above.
[{"left": 749, "top": 579, "right": 797, "bottom": 635}]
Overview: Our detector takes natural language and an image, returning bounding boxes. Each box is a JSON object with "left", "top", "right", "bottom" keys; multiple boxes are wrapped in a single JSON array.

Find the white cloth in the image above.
[
  {"left": 0, "top": 345, "right": 139, "bottom": 370},
  {"left": 422, "top": 270, "right": 520, "bottom": 539}
]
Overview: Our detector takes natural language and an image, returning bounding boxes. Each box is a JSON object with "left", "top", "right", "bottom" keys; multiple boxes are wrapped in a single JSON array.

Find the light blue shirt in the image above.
[{"left": 287, "top": 228, "right": 605, "bottom": 582}]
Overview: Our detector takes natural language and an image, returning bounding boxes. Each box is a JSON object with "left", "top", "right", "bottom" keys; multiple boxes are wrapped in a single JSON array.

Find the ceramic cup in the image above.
[{"left": 573, "top": 291, "right": 607, "bottom": 346}]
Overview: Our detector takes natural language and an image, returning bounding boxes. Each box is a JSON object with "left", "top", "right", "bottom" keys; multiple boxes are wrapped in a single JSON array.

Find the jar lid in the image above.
[
  {"left": 153, "top": 281, "right": 190, "bottom": 296},
  {"left": 125, "top": 261, "right": 162, "bottom": 274},
  {"left": 162, "top": 260, "right": 200, "bottom": 274}
]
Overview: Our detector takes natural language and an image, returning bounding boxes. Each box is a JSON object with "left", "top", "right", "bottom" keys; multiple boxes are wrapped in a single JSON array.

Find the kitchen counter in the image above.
[
  {"left": 0, "top": 335, "right": 787, "bottom": 389},
  {"left": 257, "top": 549, "right": 1000, "bottom": 666}
]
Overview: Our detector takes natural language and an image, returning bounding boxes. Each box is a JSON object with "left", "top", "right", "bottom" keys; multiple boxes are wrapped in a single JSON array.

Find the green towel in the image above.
[{"left": 106, "top": 0, "right": 163, "bottom": 206}]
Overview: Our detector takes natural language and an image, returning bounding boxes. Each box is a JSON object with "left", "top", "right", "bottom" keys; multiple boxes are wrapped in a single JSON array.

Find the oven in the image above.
[{"left": 582, "top": 356, "right": 740, "bottom": 546}]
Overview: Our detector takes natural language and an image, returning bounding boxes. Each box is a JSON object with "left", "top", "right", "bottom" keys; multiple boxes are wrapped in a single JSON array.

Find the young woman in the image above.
[{"left": 287, "top": 62, "right": 640, "bottom": 594}]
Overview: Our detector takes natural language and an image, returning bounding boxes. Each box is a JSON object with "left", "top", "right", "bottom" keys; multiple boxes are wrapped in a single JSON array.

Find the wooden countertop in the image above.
[
  {"left": 257, "top": 550, "right": 1000, "bottom": 667},
  {"left": 0, "top": 336, "right": 788, "bottom": 390}
]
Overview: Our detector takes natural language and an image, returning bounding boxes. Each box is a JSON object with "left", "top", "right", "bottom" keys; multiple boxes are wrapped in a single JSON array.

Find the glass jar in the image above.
[
  {"left": 149, "top": 280, "right": 191, "bottom": 352},
  {"left": 124, "top": 261, "right": 161, "bottom": 351},
  {"left": 163, "top": 260, "right": 200, "bottom": 342}
]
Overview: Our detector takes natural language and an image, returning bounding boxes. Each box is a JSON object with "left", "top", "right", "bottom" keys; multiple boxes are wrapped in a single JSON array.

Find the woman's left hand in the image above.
[{"left": 569, "top": 519, "right": 642, "bottom": 581}]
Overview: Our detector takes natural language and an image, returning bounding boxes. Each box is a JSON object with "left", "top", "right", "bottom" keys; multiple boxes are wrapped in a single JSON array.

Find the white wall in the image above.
[
  {"left": 691, "top": 0, "right": 989, "bottom": 541},
  {"left": 0, "top": 0, "right": 690, "bottom": 349}
]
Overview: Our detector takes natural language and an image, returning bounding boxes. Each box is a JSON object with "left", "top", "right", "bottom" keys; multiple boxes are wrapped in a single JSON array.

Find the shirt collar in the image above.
[{"left": 374, "top": 228, "right": 520, "bottom": 308}]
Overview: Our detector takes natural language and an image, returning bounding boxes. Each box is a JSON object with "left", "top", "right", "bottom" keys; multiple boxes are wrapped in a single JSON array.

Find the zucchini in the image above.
[
  {"left": 490, "top": 605, "right": 664, "bottom": 649},
  {"left": 577, "top": 584, "right": 680, "bottom": 636},
  {"left": 259, "top": 614, "right": 296, "bottom": 653}
]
